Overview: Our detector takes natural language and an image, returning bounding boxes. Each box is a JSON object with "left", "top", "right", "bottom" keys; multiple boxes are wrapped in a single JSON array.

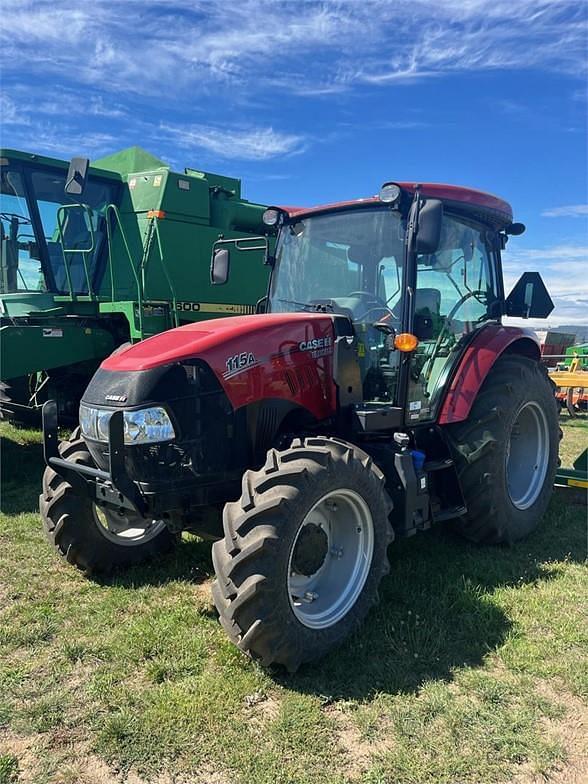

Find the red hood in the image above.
[{"left": 101, "top": 313, "right": 332, "bottom": 372}]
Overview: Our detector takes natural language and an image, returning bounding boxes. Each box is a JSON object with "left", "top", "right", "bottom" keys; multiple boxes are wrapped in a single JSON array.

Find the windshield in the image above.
[
  {"left": 31, "top": 169, "right": 117, "bottom": 295},
  {"left": 0, "top": 167, "right": 45, "bottom": 292},
  {"left": 269, "top": 208, "right": 404, "bottom": 325}
]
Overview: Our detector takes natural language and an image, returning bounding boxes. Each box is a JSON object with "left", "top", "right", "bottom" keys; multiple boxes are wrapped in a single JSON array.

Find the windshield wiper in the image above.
[{"left": 276, "top": 298, "right": 334, "bottom": 313}]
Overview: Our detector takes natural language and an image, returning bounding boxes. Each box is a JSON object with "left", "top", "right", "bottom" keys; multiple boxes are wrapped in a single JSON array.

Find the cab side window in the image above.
[{"left": 408, "top": 215, "right": 498, "bottom": 420}]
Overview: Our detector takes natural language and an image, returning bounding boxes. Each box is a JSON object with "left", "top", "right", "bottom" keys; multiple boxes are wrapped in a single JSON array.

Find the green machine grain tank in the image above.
[{"left": 0, "top": 147, "right": 270, "bottom": 423}]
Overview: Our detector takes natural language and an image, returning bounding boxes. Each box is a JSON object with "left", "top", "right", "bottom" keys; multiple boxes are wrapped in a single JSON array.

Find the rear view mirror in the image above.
[
  {"left": 65, "top": 157, "right": 89, "bottom": 197},
  {"left": 209, "top": 235, "right": 268, "bottom": 286},
  {"left": 416, "top": 199, "right": 443, "bottom": 255},
  {"left": 210, "top": 247, "right": 230, "bottom": 285},
  {"left": 505, "top": 272, "right": 554, "bottom": 318}
]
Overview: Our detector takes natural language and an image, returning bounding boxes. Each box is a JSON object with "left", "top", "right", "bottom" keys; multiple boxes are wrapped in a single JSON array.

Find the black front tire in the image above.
[
  {"left": 39, "top": 433, "right": 177, "bottom": 574},
  {"left": 211, "top": 436, "right": 394, "bottom": 672},
  {"left": 0, "top": 377, "right": 37, "bottom": 426},
  {"left": 446, "top": 355, "right": 559, "bottom": 544}
]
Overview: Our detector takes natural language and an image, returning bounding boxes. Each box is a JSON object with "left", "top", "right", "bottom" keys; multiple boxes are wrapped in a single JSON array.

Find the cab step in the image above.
[
  {"left": 424, "top": 458, "right": 454, "bottom": 472},
  {"left": 432, "top": 505, "right": 467, "bottom": 523}
]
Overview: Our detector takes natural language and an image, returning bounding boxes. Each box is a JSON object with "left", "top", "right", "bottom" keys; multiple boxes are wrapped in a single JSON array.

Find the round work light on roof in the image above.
[
  {"left": 379, "top": 182, "right": 401, "bottom": 205},
  {"left": 262, "top": 208, "right": 280, "bottom": 226}
]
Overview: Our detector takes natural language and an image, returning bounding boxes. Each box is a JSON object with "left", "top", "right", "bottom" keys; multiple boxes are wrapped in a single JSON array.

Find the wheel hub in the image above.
[
  {"left": 506, "top": 401, "right": 550, "bottom": 510},
  {"left": 287, "top": 489, "right": 375, "bottom": 630},
  {"left": 92, "top": 504, "right": 166, "bottom": 546},
  {"left": 292, "top": 523, "right": 329, "bottom": 576}
]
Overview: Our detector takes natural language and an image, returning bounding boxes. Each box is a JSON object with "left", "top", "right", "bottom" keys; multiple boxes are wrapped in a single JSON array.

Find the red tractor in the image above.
[{"left": 40, "top": 181, "right": 559, "bottom": 671}]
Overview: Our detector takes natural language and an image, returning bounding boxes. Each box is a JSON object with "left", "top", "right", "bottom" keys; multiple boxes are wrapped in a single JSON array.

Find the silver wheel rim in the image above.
[
  {"left": 92, "top": 505, "right": 167, "bottom": 546},
  {"left": 506, "top": 401, "right": 550, "bottom": 510},
  {"left": 287, "top": 489, "right": 375, "bottom": 629}
]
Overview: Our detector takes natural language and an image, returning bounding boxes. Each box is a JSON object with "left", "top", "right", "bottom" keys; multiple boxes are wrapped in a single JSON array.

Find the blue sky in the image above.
[{"left": 1, "top": 0, "right": 587, "bottom": 324}]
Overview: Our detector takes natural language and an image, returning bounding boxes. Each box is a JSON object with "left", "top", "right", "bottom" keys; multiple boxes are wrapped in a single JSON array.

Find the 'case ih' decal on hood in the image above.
[{"left": 299, "top": 336, "right": 333, "bottom": 358}]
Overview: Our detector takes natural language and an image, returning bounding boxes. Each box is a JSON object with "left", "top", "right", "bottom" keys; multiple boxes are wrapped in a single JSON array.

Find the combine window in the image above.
[
  {"left": 0, "top": 168, "right": 45, "bottom": 292},
  {"left": 31, "top": 170, "right": 117, "bottom": 295}
]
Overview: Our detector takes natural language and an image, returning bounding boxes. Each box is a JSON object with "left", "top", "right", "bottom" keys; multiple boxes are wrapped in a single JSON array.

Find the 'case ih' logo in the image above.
[{"left": 299, "top": 337, "right": 332, "bottom": 352}]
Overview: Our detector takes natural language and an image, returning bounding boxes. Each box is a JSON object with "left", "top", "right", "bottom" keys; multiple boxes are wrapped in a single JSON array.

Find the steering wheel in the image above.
[
  {"left": 423, "top": 290, "right": 487, "bottom": 381},
  {"left": 346, "top": 291, "right": 394, "bottom": 322},
  {"left": 0, "top": 212, "right": 32, "bottom": 224}
]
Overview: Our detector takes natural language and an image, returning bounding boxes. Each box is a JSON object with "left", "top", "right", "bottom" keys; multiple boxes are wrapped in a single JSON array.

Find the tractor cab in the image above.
[{"left": 213, "top": 181, "right": 553, "bottom": 428}]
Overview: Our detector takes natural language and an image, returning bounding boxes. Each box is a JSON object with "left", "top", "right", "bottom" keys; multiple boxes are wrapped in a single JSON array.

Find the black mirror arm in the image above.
[{"left": 373, "top": 320, "right": 396, "bottom": 336}]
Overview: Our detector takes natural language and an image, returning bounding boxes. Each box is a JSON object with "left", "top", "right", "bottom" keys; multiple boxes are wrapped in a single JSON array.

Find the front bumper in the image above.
[
  {"left": 43, "top": 400, "right": 147, "bottom": 515},
  {"left": 42, "top": 400, "right": 240, "bottom": 520}
]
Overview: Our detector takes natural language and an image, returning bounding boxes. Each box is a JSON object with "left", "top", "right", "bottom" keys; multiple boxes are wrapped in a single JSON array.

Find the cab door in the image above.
[{"left": 406, "top": 213, "right": 499, "bottom": 423}]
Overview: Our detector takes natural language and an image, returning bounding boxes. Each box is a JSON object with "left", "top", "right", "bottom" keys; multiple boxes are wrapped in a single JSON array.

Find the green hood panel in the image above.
[
  {"left": 93, "top": 146, "right": 169, "bottom": 175},
  {"left": 0, "top": 292, "right": 64, "bottom": 318}
]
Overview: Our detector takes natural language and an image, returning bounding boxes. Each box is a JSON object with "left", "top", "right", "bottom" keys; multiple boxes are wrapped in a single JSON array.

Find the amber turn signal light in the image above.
[{"left": 394, "top": 333, "right": 419, "bottom": 352}]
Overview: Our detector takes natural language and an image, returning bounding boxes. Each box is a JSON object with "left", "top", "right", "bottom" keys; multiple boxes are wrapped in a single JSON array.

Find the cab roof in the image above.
[{"left": 281, "top": 182, "right": 513, "bottom": 228}]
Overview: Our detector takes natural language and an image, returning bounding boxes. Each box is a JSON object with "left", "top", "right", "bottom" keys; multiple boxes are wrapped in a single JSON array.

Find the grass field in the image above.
[{"left": 0, "top": 416, "right": 586, "bottom": 784}]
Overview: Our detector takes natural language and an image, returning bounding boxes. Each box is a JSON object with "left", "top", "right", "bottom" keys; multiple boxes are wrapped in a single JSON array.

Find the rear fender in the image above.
[{"left": 438, "top": 325, "right": 541, "bottom": 425}]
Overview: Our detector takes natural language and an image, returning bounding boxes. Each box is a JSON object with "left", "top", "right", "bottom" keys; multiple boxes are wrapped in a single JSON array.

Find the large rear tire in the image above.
[
  {"left": 39, "top": 433, "right": 177, "bottom": 574},
  {"left": 211, "top": 436, "right": 394, "bottom": 672},
  {"left": 446, "top": 355, "right": 559, "bottom": 544}
]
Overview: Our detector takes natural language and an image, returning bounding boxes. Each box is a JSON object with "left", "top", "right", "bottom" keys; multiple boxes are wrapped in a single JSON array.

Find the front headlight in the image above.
[
  {"left": 79, "top": 403, "right": 97, "bottom": 440},
  {"left": 79, "top": 404, "right": 175, "bottom": 445}
]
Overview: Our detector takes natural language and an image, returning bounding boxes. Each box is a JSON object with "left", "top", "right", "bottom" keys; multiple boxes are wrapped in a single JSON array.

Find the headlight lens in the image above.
[
  {"left": 79, "top": 403, "right": 97, "bottom": 440},
  {"left": 262, "top": 208, "right": 280, "bottom": 226},
  {"left": 379, "top": 182, "right": 401, "bottom": 205},
  {"left": 79, "top": 404, "right": 175, "bottom": 445},
  {"left": 96, "top": 409, "right": 112, "bottom": 441},
  {"left": 123, "top": 408, "right": 175, "bottom": 444}
]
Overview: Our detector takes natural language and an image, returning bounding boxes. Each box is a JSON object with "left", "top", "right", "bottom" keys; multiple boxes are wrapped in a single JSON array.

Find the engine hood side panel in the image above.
[{"left": 97, "top": 313, "right": 339, "bottom": 421}]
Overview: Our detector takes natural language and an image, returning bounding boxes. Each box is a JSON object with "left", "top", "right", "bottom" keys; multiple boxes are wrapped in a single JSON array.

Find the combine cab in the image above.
[
  {"left": 0, "top": 147, "right": 269, "bottom": 423},
  {"left": 41, "top": 180, "right": 559, "bottom": 671}
]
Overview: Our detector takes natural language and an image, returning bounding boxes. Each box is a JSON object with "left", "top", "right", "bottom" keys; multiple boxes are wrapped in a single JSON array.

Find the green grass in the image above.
[{"left": 0, "top": 416, "right": 586, "bottom": 783}]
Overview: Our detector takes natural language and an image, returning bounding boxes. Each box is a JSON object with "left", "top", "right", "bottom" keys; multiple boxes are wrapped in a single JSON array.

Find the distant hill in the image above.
[{"left": 547, "top": 325, "right": 588, "bottom": 343}]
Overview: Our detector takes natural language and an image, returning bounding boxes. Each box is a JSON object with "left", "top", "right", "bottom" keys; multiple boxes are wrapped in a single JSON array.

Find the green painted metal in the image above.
[
  {"left": 0, "top": 321, "right": 116, "bottom": 380},
  {"left": 0, "top": 145, "right": 270, "bottom": 413},
  {"left": 554, "top": 448, "right": 588, "bottom": 489},
  {"left": 563, "top": 343, "right": 588, "bottom": 369}
]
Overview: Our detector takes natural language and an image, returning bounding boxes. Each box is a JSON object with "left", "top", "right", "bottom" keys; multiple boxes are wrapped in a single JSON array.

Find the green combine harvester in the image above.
[{"left": 0, "top": 147, "right": 270, "bottom": 423}]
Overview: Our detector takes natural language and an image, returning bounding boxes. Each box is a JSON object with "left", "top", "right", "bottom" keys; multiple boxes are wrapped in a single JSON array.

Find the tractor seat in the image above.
[{"left": 414, "top": 288, "right": 441, "bottom": 317}]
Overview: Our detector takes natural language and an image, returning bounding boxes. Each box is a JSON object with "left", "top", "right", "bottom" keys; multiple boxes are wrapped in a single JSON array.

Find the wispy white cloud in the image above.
[
  {"left": 1, "top": 1, "right": 585, "bottom": 102},
  {"left": 502, "top": 243, "right": 588, "bottom": 324},
  {"left": 0, "top": 95, "right": 19, "bottom": 125},
  {"left": 1, "top": 1, "right": 585, "bottom": 164},
  {"left": 159, "top": 123, "right": 306, "bottom": 161},
  {"left": 542, "top": 204, "right": 588, "bottom": 218}
]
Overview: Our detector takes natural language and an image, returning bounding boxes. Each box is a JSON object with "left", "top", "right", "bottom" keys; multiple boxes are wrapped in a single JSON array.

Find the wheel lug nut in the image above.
[
  {"left": 330, "top": 547, "right": 343, "bottom": 558},
  {"left": 303, "top": 591, "right": 318, "bottom": 603}
]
